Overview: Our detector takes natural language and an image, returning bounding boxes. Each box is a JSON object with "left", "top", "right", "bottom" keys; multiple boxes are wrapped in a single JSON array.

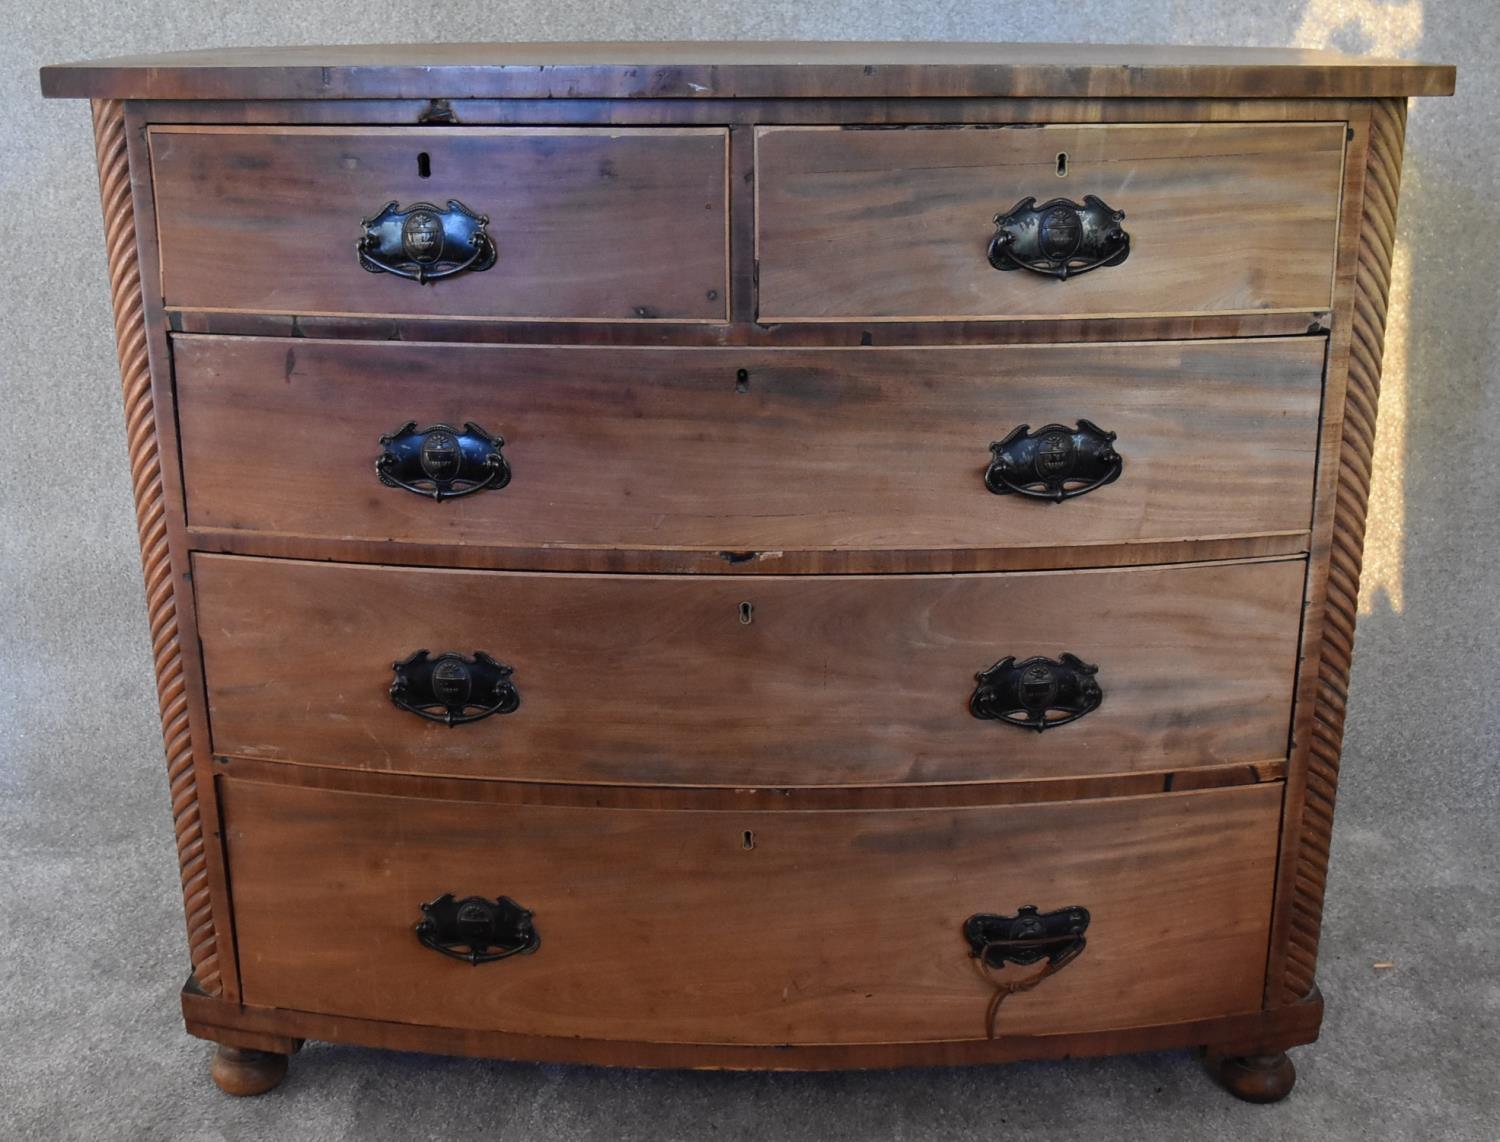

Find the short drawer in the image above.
[
  {"left": 756, "top": 123, "right": 1345, "bottom": 320},
  {"left": 222, "top": 778, "right": 1280, "bottom": 1045},
  {"left": 194, "top": 555, "right": 1304, "bottom": 786},
  {"left": 174, "top": 335, "right": 1324, "bottom": 555},
  {"left": 149, "top": 126, "right": 728, "bottom": 320}
]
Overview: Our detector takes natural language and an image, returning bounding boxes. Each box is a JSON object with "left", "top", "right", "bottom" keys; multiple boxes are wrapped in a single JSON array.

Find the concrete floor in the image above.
[{"left": 4, "top": 3, "right": 1498, "bottom": 1140}]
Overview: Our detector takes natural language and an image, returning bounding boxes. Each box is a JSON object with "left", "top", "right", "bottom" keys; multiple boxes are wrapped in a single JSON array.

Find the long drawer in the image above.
[
  {"left": 756, "top": 122, "right": 1345, "bottom": 320},
  {"left": 149, "top": 126, "right": 729, "bottom": 320},
  {"left": 194, "top": 554, "right": 1304, "bottom": 786},
  {"left": 174, "top": 336, "right": 1324, "bottom": 554},
  {"left": 221, "top": 778, "right": 1281, "bottom": 1045}
]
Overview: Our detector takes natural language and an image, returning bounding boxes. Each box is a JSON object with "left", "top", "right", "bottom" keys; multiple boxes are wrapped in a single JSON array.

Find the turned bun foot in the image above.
[
  {"left": 210, "top": 1045, "right": 289, "bottom": 1096},
  {"left": 1206, "top": 1050, "right": 1297, "bottom": 1103}
]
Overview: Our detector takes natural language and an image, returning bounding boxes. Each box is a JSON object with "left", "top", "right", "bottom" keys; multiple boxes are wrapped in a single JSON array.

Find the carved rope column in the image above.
[
  {"left": 91, "top": 98, "right": 221, "bottom": 996},
  {"left": 1281, "top": 98, "right": 1408, "bottom": 1003}
]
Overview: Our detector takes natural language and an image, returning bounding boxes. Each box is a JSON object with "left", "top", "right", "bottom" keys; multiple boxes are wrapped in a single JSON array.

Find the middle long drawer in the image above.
[
  {"left": 194, "top": 554, "right": 1304, "bottom": 786},
  {"left": 174, "top": 335, "right": 1324, "bottom": 558}
]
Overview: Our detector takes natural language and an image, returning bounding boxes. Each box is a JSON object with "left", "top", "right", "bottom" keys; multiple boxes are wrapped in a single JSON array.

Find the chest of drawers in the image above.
[{"left": 41, "top": 42, "right": 1453, "bottom": 1102}]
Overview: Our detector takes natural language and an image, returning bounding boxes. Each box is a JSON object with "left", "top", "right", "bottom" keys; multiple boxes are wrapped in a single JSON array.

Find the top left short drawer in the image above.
[{"left": 148, "top": 127, "right": 729, "bottom": 321}]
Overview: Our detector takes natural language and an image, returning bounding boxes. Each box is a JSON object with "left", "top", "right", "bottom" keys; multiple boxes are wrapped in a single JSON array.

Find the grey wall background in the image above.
[{"left": 2, "top": 4, "right": 1495, "bottom": 1142}]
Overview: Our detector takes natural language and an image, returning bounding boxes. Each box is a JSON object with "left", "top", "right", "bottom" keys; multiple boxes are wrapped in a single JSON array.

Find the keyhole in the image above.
[
  {"left": 417, "top": 152, "right": 432, "bottom": 178},
  {"left": 735, "top": 368, "right": 750, "bottom": 393},
  {"left": 1056, "top": 151, "right": 1069, "bottom": 177},
  {"left": 742, "top": 830, "right": 756, "bottom": 850},
  {"left": 739, "top": 601, "right": 754, "bottom": 625}
]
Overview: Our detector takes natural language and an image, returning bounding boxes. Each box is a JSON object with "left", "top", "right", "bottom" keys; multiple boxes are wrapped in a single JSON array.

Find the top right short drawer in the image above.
[{"left": 755, "top": 123, "right": 1345, "bottom": 321}]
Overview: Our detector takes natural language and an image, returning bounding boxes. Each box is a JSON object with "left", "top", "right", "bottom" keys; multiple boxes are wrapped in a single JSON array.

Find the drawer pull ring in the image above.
[
  {"left": 390, "top": 650, "right": 520, "bottom": 726},
  {"left": 377, "top": 421, "right": 511, "bottom": 501},
  {"left": 964, "top": 905, "right": 1090, "bottom": 1037},
  {"left": 987, "top": 195, "right": 1129, "bottom": 279},
  {"left": 970, "top": 653, "right": 1101, "bottom": 731},
  {"left": 357, "top": 199, "right": 497, "bottom": 283},
  {"left": 985, "top": 419, "right": 1122, "bottom": 502},
  {"left": 415, "top": 893, "right": 539, "bottom": 965}
]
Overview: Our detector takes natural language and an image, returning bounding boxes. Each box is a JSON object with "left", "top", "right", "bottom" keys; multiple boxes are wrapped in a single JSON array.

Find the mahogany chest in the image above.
[{"left": 40, "top": 42, "right": 1454, "bottom": 1101}]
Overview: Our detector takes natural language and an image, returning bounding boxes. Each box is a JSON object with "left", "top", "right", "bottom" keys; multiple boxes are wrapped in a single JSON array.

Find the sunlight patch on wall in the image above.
[{"left": 1295, "top": 1, "right": 1423, "bottom": 617}]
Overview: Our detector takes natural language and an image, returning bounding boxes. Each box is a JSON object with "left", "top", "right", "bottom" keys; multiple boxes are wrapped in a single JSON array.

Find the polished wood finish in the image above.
[
  {"left": 757, "top": 123, "right": 1345, "bottom": 321},
  {"left": 194, "top": 555, "right": 1304, "bottom": 786},
  {"left": 209, "top": 1046, "right": 289, "bottom": 1097},
  {"left": 47, "top": 42, "right": 1447, "bottom": 1093},
  {"left": 1207, "top": 1050, "right": 1298, "bottom": 1103},
  {"left": 150, "top": 127, "right": 729, "bottom": 320},
  {"left": 40, "top": 42, "right": 1456, "bottom": 101},
  {"left": 221, "top": 778, "right": 1280, "bottom": 1044},
  {"left": 174, "top": 335, "right": 1324, "bottom": 556}
]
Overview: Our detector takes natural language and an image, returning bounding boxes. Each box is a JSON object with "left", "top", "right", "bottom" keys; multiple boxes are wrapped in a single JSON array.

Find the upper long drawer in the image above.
[
  {"left": 755, "top": 123, "right": 1345, "bottom": 321},
  {"left": 149, "top": 127, "right": 729, "bottom": 320},
  {"left": 174, "top": 336, "right": 1323, "bottom": 560}
]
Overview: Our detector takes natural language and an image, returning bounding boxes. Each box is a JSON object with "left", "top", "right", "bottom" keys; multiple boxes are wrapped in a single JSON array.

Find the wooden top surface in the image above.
[{"left": 40, "top": 41, "right": 1455, "bottom": 101}]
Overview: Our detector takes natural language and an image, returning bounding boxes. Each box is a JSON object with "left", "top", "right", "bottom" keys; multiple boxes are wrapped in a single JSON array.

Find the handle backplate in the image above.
[
  {"left": 988, "top": 195, "right": 1129, "bottom": 279},
  {"left": 970, "top": 653, "right": 1102, "bottom": 731},
  {"left": 964, "top": 905, "right": 1091, "bottom": 969},
  {"left": 358, "top": 199, "right": 497, "bottom": 283},
  {"left": 985, "top": 419, "right": 1122, "bottom": 502},
  {"left": 391, "top": 649, "right": 520, "bottom": 726},
  {"left": 377, "top": 421, "right": 510, "bottom": 501},
  {"left": 415, "top": 893, "right": 539, "bottom": 965}
]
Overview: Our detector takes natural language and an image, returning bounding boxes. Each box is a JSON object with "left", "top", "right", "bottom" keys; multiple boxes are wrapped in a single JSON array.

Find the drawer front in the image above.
[
  {"left": 756, "top": 123, "right": 1345, "bottom": 320},
  {"left": 222, "top": 779, "right": 1280, "bottom": 1044},
  {"left": 150, "top": 127, "right": 728, "bottom": 320},
  {"left": 176, "top": 335, "right": 1322, "bottom": 555},
  {"left": 195, "top": 555, "right": 1303, "bottom": 786}
]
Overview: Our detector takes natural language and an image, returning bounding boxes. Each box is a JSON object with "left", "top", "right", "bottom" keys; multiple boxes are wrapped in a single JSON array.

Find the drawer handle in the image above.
[
  {"left": 964, "top": 905, "right": 1090, "bottom": 1037},
  {"left": 985, "top": 419, "right": 1122, "bottom": 502},
  {"left": 376, "top": 421, "right": 510, "bottom": 501},
  {"left": 970, "top": 653, "right": 1101, "bottom": 731},
  {"left": 987, "top": 195, "right": 1129, "bottom": 279},
  {"left": 357, "top": 199, "right": 497, "bottom": 283},
  {"left": 416, "top": 893, "right": 540, "bottom": 965},
  {"left": 390, "top": 650, "right": 520, "bottom": 726}
]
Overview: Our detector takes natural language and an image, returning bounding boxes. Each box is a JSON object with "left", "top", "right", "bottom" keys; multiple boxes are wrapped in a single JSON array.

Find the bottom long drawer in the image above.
[{"left": 221, "top": 779, "right": 1280, "bottom": 1045}]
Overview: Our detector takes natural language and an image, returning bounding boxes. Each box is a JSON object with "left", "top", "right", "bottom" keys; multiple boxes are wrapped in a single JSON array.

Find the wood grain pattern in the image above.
[
  {"left": 39, "top": 42, "right": 1456, "bottom": 102},
  {"left": 217, "top": 753, "right": 1287, "bottom": 812},
  {"left": 756, "top": 123, "right": 1345, "bottom": 321},
  {"left": 220, "top": 778, "right": 1281, "bottom": 1044},
  {"left": 193, "top": 555, "right": 1305, "bottom": 786},
  {"left": 1278, "top": 99, "right": 1407, "bottom": 1004},
  {"left": 91, "top": 100, "right": 220, "bottom": 995},
  {"left": 149, "top": 127, "right": 728, "bottom": 321},
  {"left": 173, "top": 335, "right": 1325, "bottom": 555}
]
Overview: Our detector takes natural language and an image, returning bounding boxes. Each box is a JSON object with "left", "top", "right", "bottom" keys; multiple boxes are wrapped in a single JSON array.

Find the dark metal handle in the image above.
[
  {"left": 415, "top": 893, "right": 539, "bottom": 965},
  {"left": 964, "top": 905, "right": 1090, "bottom": 1038},
  {"left": 970, "top": 653, "right": 1101, "bottom": 731},
  {"left": 376, "top": 421, "right": 510, "bottom": 501},
  {"left": 964, "top": 905, "right": 1091, "bottom": 969},
  {"left": 985, "top": 419, "right": 1122, "bottom": 502},
  {"left": 391, "top": 650, "right": 520, "bottom": 727},
  {"left": 987, "top": 195, "right": 1129, "bottom": 279},
  {"left": 358, "top": 199, "right": 497, "bottom": 283}
]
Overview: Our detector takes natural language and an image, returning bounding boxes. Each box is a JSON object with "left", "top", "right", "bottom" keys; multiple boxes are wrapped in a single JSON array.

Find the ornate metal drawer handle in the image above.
[
  {"left": 357, "top": 199, "right": 497, "bottom": 283},
  {"left": 376, "top": 421, "right": 510, "bottom": 501},
  {"left": 987, "top": 195, "right": 1129, "bottom": 279},
  {"left": 964, "top": 905, "right": 1090, "bottom": 1037},
  {"left": 985, "top": 419, "right": 1122, "bottom": 502},
  {"left": 415, "top": 893, "right": 539, "bottom": 965},
  {"left": 390, "top": 650, "right": 520, "bottom": 726},
  {"left": 970, "top": 653, "right": 1101, "bottom": 731}
]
